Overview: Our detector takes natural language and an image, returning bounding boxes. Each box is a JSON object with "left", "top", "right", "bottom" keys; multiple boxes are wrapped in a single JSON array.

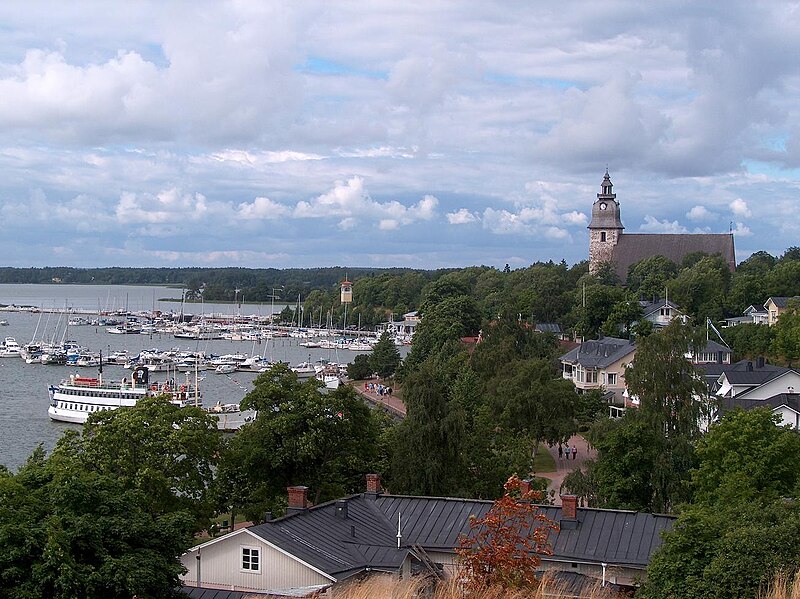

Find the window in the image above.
[
  {"left": 607, "top": 373, "right": 617, "bottom": 385},
  {"left": 600, "top": 231, "right": 607, "bottom": 242},
  {"left": 241, "top": 546, "right": 261, "bottom": 573}
]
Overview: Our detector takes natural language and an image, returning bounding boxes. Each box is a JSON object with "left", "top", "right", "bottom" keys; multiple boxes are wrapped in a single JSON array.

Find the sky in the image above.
[{"left": 0, "top": 1, "right": 799, "bottom": 270}]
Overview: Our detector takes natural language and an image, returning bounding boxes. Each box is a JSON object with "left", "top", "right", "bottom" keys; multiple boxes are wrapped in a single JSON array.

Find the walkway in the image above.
[
  {"left": 350, "top": 381, "right": 406, "bottom": 418},
  {"left": 537, "top": 434, "right": 596, "bottom": 505}
]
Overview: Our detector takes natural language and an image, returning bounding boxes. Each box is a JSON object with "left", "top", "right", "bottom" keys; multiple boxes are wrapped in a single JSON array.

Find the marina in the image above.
[{"left": 0, "top": 284, "right": 409, "bottom": 472}]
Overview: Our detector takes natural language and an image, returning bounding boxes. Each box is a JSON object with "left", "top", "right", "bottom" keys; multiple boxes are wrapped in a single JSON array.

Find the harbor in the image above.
[{"left": 0, "top": 283, "right": 409, "bottom": 472}]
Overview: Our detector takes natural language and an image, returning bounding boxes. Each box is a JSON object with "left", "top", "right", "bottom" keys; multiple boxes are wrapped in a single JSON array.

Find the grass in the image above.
[
  {"left": 532, "top": 447, "right": 556, "bottom": 473},
  {"left": 330, "top": 572, "right": 623, "bottom": 598},
  {"left": 329, "top": 569, "right": 800, "bottom": 599}
]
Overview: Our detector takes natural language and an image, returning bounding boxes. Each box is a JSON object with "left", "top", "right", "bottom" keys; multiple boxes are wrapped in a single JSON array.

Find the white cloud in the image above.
[
  {"left": 293, "top": 176, "right": 438, "bottom": 228},
  {"left": 639, "top": 215, "right": 689, "bottom": 233},
  {"left": 729, "top": 198, "right": 752, "bottom": 217},
  {"left": 733, "top": 222, "right": 753, "bottom": 236},
  {"left": 115, "top": 189, "right": 215, "bottom": 224},
  {"left": 687, "top": 205, "right": 714, "bottom": 221},
  {"left": 0, "top": 3, "right": 795, "bottom": 267},
  {"left": 447, "top": 209, "right": 479, "bottom": 224},
  {"left": 561, "top": 211, "right": 588, "bottom": 226},
  {"left": 236, "top": 196, "right": 290, "bottom": 219},
  {"left": 210, "top": 150, "right": 325, "bottom": 165}
]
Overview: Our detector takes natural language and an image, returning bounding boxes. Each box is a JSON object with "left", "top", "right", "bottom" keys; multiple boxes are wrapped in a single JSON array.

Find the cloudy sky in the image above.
[{"left": 0, "top": 1, "right": 798, "bottom": 270}]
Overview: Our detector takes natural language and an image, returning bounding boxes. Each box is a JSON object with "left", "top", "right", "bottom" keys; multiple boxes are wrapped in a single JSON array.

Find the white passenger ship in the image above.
[{"left": 48, "top": 366, "right": 200, "bottom": 424}]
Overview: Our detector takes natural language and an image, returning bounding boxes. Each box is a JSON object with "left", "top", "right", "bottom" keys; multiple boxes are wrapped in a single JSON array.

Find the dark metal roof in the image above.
[
  {"left": 246, "top": 494, "right": 674, "bottom": 578},
  {"left": 720, "top": 393, "right": 800, "bottom": 415},
  {"left": 719, "top": 359, "right": 788, "bottom": 386},
  {"left": 700, "top": 340, "right": 730, "bottom": 354},
  {"left": 638, "top": 298, "right": 681, "bottom": 318},
  {"left": 765, "top": 296, "right": 800, "bottom": 309},
  {"left": 610, "top": 233, "right": 735, "bottom": 282},
  {"left": 560, "top": 337, "right": 635, "bottom": 369},
  {"left": 535, "top": 323, "right": 563, "bottom": 334},
  {"left": 182, "top": 588, "right": 250, "bottom": 599}
]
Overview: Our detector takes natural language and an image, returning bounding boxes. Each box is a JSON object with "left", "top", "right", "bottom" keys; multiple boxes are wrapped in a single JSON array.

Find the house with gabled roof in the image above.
[
  {"left": 710, "top": 359, "right": 800, "bottom": 430},
  {"left": 724, "top": 304, "right": 769, "bottom": 327},
  {"left": 560, "top": 337, "right": 636, "bottom": 404},
  {"left": 712, "top": 358, "right": 791, "bottom": 398},
  {"left": 638, "top": 297, "right": 687, "bottom": 329},
  {"left": 764, "top": 296, "right": 800, "bottom": 325},
  {"left": 181, "top": 475, "right": 674, "bottom": 596}
]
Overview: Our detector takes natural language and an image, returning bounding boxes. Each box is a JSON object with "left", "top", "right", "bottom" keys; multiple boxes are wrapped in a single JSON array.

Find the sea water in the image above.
[{"left": 0, "top": 283, "right": 390, "bottom": 471}]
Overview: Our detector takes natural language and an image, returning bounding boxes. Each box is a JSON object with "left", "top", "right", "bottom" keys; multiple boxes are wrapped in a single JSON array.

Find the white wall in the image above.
[{"left": 181, "top": 531, "right": 331, "bottom": 593}]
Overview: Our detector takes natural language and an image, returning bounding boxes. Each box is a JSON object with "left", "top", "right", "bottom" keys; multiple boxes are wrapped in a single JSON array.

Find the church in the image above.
[{"left": 587, "top": 171, "right": 736, "bottom": 281}]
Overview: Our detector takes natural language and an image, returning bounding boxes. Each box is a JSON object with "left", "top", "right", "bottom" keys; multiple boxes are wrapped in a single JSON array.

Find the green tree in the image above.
[
  {"left": 722, "top": 322, "right": 775, "bottom": 361},
  {"left": 470, "top": 313, "right": 558, "bottom": 380},
  {"left": 626, "top": 322, "right": 709, "bottom": 441},
  {"left": 624, "top": 322, "right": 707, "bottom": 512},
  {"left": 346, "top": 353, "right": 373, "bottom": 380},
  {"left": 54, "top": 396, "right": 221, "bottom": 528},
  {"left": 670, "top": 255, "right": 731, "bottom": 322},
  {"left": 584, "top": 412, "right": 661, "bottom": 510},
  {"left": 641, "top": 409, "right": 800, "bottom": 599},
  {"left": 771, "top": 302, "right": 800, "bottom": 366},
  {"left": 569, "top": 281, "right": 625, "bottom": 339},
  {"left": 626, "top": 255, "right": 678, "bottom": 298},
  {"left": 399, "top": 294, "right": 481, "bottom": 378},
  {"left": 600, "top": 296, "right": 644, "bottom": 338},
  {"left": 217, "top": 365, "right": 388, "bottom": 522},
  {"left": 389, "top": 343, "right": 471, "bottom": 496},
  {"left": 369, "top": 331, "right": 401, "bottom": 379},
  {"left": 490, "top": 359, "right": 578, "bottom": 457},
  {"left": 0, "top": 423, "right": 206, "bottom": 598}
]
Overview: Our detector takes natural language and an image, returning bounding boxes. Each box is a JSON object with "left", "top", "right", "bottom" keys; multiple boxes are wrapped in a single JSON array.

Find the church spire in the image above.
[{"left": 599, "top": 169, "right": 615, "bottom": 200}]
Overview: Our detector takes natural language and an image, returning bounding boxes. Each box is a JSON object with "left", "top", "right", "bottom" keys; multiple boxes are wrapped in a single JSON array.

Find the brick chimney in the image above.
[
  {"left": 561, "top": 494, "right": 578, "bottom": 522},
  {"left": 287, "top": 486, "right": 308, "bottom": 514},
  {"left": 366, "top": 473, "right": 382, "bottom": 495}
]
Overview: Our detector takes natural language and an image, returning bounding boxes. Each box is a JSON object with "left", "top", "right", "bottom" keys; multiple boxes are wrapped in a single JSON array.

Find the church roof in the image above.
[{"left": 611, "top": 233, "right": 735, "bottom": 282}]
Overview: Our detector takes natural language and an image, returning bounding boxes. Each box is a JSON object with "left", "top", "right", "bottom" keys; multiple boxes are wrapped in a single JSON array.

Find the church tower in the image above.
[{"left": 588, "top": 169, "right": 624, "bottom": 274}]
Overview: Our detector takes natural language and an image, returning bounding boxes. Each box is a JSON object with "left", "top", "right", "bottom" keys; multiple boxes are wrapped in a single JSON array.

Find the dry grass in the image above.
[
  {"left": 759, "top": 570, "right": 800, "bottom": 599},
  {"left": 329, "top": 569, "right": 800, "bottom": 599},
  {"left": 329, "top": 571, "right": 623, "bottom": 599}
]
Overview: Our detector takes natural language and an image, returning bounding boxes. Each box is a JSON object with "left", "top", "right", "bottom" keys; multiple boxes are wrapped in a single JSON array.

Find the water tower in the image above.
[{"left": 341, "top": 277, "right": 353, "bottom": 331}]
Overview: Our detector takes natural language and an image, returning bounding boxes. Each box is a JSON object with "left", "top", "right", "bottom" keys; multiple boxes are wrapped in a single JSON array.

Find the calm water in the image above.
[{"left": 0, "top": 284, "right": 387, "bottom": 472}]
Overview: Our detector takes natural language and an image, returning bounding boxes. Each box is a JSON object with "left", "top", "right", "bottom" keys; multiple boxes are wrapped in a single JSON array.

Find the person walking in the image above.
[
  {"left": 564, "top": 444, "right": 571, "bottom": 460},
  {"left": 558, "top": 444, "right": 563, "bottom": 460},
  {"left": 571, "top": 445, "right": 578, "bottom": 461}
]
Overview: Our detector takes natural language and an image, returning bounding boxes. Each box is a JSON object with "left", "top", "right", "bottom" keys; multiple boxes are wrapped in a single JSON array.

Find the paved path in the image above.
[
  {"left": 537, "top": 434, "right": 596, "bottom": 505},
  {"left": 351, "top": 381, "right": 406, "bottom": 418}
]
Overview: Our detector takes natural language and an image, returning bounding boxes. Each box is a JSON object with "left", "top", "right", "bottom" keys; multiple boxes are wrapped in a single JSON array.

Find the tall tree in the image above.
[
  {"left": 389, "top": 342, "right": 471, "bottom": 496},
  {"left": 623, "top": 321, "right": 707, "bottom": 512},
  {"left": 217, "top": 365, "right": 389, "bottom": 521},
  {"left": 369, "top": 331, "right": 401, "bottom": 379},
  {"left": 490, "top": 359, "right": 577, "bottom": 459}
]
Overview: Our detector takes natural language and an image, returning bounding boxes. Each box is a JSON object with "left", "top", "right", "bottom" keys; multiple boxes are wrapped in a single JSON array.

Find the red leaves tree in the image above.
[{"left": 456, "top": 475, "right": 559, "bottom": 590}]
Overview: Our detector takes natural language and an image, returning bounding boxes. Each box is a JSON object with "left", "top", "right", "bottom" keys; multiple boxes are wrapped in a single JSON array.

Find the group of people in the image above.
[
  {"left": 558, "top": 444, "right": 578, "bottom": 461},
  {"left": 364, "top": 381, "right": 393, "bottom": 396}
]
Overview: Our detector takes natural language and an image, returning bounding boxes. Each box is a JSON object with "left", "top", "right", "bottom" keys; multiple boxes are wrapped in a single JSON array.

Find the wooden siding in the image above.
[{"left": 182, "top": 533, "right": 331, "bottom": 593}]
